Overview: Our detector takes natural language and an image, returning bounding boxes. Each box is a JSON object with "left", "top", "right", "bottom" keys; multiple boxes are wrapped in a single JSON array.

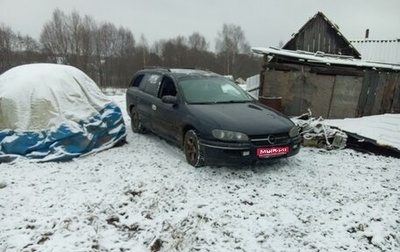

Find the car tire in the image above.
[
  {"left": 184, "top": 129, "right": 205, "bottom": 167},
  {"left": 130, "top": 107, "right": 145, "bottom": 133}
]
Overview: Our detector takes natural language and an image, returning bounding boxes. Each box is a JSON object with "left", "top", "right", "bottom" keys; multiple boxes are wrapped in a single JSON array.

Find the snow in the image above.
[
  {"left": 0, "top": 63, "right": 111, "bottom": 131},
  {"left": 327, "top": 114, "right": 400, "bottom": 151},
  {"left": 1, "top": 92, "right": 399, "bottom": 251},
  {"left": 252, "top": 47, "right": 400, "bottom": 71}
]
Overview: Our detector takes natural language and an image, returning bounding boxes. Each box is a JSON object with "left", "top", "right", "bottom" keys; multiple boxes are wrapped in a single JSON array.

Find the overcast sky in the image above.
[{"left": 1, "top": 0, "right": 399, "bottom": 50}]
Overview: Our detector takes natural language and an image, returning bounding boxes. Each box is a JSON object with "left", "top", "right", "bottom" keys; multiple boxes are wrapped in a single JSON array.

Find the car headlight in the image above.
[
  {"left": 212, "top": 129, "right": 249, "bottom": 142},
  {"left": 289, "top": 126, "right": 300, "bottom": 137}
]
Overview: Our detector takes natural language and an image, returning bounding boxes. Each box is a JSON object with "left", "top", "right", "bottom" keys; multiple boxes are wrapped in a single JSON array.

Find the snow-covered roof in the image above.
[
  {"left": 350, "top": 39, "right": 400, "bottom": 65},
  {"left": 252, "top": 47, "right": 400, "bottom": 71}
]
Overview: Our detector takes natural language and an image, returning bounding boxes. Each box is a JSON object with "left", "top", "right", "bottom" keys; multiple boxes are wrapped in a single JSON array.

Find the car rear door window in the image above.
[
  {"left": 129, "top": 74, "right": 145, "bottom": 87},
  {"left": 140, "top": 74, "right": 162, "bottom": 97},
  {"left": 158, "top": 77, "right": 177, "bottom": 98}
]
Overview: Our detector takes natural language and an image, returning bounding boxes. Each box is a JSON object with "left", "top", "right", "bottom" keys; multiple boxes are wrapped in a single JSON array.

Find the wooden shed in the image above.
[
  {"left": 283, "top": 12, "right": 361, "bottom": 58},
  {"left": 254, "top": 12, "right": 400, "bottom": 119}
]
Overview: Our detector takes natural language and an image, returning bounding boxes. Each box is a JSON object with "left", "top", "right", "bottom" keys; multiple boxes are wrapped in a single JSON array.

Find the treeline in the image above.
[{"left": 0, "top": 9, "right": 261, "bottom": 88}]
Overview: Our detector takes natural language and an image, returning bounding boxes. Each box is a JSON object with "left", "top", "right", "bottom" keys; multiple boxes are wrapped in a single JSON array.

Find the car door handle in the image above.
[{"left": 152, "top": 104, "right": 157, "bottom": 111}]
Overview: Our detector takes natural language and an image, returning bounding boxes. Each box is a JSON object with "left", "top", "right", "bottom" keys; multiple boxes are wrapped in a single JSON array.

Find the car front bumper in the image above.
[{"left": 199, "top": 137, "right": 301, "bottom": 166}]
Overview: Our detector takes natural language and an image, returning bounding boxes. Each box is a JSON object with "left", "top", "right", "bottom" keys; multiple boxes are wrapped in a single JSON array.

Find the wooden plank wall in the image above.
[
  {"left": 262, "top": 65, "right": 399, "bottom": 118},
  {"left": 388, "top": 73, "right": 400, "bottom": 113},
  {"left": 381, "top": 73, "right": 398, "bottom": 113},
  {"left": 328, "top": 75, "right": 363, "bottom": 118},
  {"left": 284, "top": 14, "right": 360, "bottom": 58},
  {"left": 261, "top": 68, "right": 307, "bottom": 116},
  {"left": 262, "top": 67, "right": 335, "bottom": 117},
  {"left": 303, "top": 72, "right": 334, "bottom": 118},
  {"left": 358, "top": 71, "right": 400, "bottom": 116}
]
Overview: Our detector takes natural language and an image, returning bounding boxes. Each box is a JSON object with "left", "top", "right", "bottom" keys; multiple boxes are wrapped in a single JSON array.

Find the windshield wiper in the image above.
[
  {"left": 215, "top": 100, "right": 250, "bottom": 104},
  {"left": 189, "top": 102, "right": 216, "bottom": 105},
  {"left": 189, "top": 100, "right": 251, "bottom": 105}
]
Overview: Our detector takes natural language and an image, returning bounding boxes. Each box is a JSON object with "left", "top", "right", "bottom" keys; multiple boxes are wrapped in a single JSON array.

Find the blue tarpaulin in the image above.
[
  {"left": 0, "top": 103, "right": 126, "bottom": 161},
  {"left": 0, "top": 64, "right": 126, "bottom": 162}
]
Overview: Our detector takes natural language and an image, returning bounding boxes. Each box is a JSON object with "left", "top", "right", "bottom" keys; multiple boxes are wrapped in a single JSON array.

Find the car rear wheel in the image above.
[
  {"left": 184, "top": 130, "right": 205, "bottom": 167},
  {"left": 130, "top": 107, "right": 144, "bottom": 133}
]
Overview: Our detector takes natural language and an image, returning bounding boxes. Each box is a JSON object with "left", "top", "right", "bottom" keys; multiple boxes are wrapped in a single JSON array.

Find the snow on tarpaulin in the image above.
[{"left": 0, "top": 63, "right": 126, "bottom": 162}]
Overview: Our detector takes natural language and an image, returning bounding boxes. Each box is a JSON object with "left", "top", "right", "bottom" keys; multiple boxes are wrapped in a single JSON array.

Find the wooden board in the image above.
[{"left": 328, "top": 75, "right": 363, "bottom": 118}]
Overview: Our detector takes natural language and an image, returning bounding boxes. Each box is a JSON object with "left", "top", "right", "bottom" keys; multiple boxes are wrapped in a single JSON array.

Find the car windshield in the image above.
[{"left": 179, "top": 77, "right": 253, "bottom": 104}]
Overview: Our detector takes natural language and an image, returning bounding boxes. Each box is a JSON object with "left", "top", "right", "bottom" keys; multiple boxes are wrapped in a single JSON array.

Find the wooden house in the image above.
[
  {"left": 253, "top": 12, "right": 400, "bottom": 119},
  {"left": 283, "top": 12, "right": 361, "bottom": 58}
]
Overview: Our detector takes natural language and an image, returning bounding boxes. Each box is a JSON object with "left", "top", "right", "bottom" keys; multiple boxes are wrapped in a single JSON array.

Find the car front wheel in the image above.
[
  {"left": 130, "top": 107, "right": 144, "bottom": 133},
  {"left": 184, "top": 130, "right": 205, "bottom": 167}
]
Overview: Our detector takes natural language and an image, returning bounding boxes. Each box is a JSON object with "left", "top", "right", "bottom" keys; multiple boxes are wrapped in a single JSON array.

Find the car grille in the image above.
[{"left": 250, "top": 133, "right": 290, "bottom": 146}]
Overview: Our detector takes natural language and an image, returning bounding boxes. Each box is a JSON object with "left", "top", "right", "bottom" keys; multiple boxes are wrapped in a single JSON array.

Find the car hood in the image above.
[{"left": 187, "top": 102, "right": 294, "bottom": 135}]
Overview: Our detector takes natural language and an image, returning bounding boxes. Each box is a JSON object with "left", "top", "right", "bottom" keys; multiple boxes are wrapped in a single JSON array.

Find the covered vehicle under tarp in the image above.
[{"left": 0, "top": 63, "right": 126, "bottom": 162}]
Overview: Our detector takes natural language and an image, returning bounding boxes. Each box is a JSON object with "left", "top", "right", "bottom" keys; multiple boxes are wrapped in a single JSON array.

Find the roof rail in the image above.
[{"left": 142, "top": 66, "right": 171, "bottom": 72}]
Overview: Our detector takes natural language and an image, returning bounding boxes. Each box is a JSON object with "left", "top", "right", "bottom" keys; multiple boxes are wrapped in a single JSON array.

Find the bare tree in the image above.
[
  {"left": 0, "top": 24, "right": 15, "bottom": 71},
  {"left": 4, "top": 9, "right": 259, "bottom": 87},
  {"left": 67, "top": 10, "right": 82, "bottom": 66},
  {"left": 151, "top": 39, "right": 165, "bottom": 58},
  {"left": 188, "top": 32, "right": 208, "bottom": 51},
  {"left": 114, "top": 27, "right": 136, "bottom": 87},
  {"left": 40, "top": 9, "right": 96, "bottom": 69},
  {"left": 66, "top": 10, "right": 97, "bottom": 72},
  {"left": 147, "top": 40, "right": 163, "bottom": 67},
  {"left": 215, "top": 23, "right": 251, "bottom": 77},
  {"left": 79, "top": 15, "right": 97, "bottom": 74},
  {"left": 162, "top": 36, "right": 189, "bottom": 67},
  {"left": 93, "top": 23, "right": 136, "bottom": 87},
  {"left": 16, "top": 34, "right": 43, "bottom": 64},
  {"left": 94, "top": 22, "right": 118, "bottom": 87},
  {"left": 135, "top": 34, "right": 149, "bottom": 67},
  {"left": 115, "top": 27, "right": 135, "bottom": 57},
  {"left": 186, "top": 32, "right": 215, "bottom": 70},
  {"left": 20, "top": 35, "right": 40, "bottom": 52},
  {"left": 40, "top": 9, "right": 69, "bottom": 63},
  {"left": 0, "top": 24, "right": 42, "bottom": 72}
]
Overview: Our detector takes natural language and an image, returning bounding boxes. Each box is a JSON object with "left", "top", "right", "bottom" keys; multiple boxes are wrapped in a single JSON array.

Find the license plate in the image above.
[{"left": 257, "top": 146, "right": 290, "bottom": 157}]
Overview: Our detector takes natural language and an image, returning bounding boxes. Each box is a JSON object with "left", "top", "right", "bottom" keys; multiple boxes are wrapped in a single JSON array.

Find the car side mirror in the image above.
[{"left": 161, "top": 95, "right": 178, "bottom": 105}]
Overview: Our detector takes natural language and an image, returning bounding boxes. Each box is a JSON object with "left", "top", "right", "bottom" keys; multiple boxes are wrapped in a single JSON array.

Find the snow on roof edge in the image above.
[{"left": 252, "top": 47, "right": 400, "bottom": 71}]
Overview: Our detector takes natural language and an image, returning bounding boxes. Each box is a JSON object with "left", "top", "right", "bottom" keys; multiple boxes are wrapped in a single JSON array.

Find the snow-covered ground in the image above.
[
  {"left": 1, "top": 92, "right": 399, "bottom": 252},
  {"left": 328, "top": 114, "right": 400, "bottom": 151}
]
